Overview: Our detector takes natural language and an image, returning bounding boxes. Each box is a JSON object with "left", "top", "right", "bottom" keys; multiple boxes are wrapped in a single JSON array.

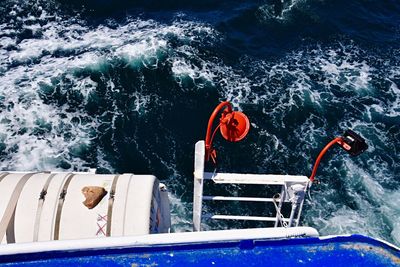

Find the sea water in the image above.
[{"left": 0, "top": 0, "right": 399, "bottom": 246}]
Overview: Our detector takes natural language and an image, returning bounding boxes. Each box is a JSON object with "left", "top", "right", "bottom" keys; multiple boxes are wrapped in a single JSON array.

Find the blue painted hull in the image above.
[{"left": 0, "top": 235, "right": 399, "bottom": 266}]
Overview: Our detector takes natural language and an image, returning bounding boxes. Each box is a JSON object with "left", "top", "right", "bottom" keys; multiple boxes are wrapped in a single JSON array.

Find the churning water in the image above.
[{"left": 0, "top": 0, "right": 399, "bottom": 245}]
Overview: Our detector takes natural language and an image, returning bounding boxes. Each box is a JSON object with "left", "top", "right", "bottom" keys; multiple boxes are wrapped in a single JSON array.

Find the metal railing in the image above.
[{"left": 193, "top": 141, "right": 310, "bottom": 231}]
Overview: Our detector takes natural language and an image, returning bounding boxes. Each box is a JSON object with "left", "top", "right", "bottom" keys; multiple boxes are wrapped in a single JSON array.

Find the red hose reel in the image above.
[{"left": 204, "top": 101, "right": 250, "bottom": 163}]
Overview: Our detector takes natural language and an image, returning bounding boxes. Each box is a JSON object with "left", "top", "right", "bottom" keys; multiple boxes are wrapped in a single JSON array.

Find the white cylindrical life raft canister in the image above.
[{"left": 0, "top": 172, "right": 171, "bottom": 244}]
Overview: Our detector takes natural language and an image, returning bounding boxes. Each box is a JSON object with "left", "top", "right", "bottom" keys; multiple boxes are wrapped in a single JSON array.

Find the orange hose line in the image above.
[
  {"left": 309, "top": 137, "right": 343, "bottom": 182},
  {"left": 205, "top": 101, "right": 232, "bottom": 161}
]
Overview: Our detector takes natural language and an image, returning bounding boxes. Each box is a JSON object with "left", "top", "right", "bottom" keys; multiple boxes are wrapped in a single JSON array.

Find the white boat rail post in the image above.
[
  {"left": 287, "top": 183, "right": 307, "bottom": 227},
  {"left": 295, "top": 181, "right": 310, "bottom": 227},
  {"left": 193, "top": 141, "right": 205, "bottom": 231},
  {"left": 273, "top": 185, "right": 286, "bottom": 227}
]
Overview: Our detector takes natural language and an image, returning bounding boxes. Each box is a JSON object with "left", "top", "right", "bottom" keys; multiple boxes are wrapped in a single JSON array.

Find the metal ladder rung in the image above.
[
  {"left": 202, "top": 196, "right": 281, "bottom": 202},
  {"left": 207, "top": 214, "right": 294, "bottom": 222},
  {"left": 203, "top": 172, "right": 309, "bottom": 185}
]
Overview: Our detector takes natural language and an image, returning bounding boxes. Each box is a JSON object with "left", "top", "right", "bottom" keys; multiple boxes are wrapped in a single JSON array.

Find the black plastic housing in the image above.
[{"left": 340, "top": 129, "right": 368, "bottom": 156}]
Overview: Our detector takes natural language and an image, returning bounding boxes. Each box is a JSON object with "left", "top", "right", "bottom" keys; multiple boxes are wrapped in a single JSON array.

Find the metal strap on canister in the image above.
[
  {"left": 106, "top": 175, "right": 120, "bottom": 237},
  {"left": 0, "top": 172, "right": 10, "bottom": 183},
  {"left": 32, "top": 173, "right": 58, "bottom": 242},
  {"left": 53, "top": 173, "right": 75, "bottom": 240},
  {"left": 0, "top": 172, "right": 38, "bottom": 243}
]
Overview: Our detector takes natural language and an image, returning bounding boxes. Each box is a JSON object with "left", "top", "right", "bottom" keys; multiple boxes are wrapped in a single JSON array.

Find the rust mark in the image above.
[
  {"left": 130, "top": 262, "right": 158, "bottom": 267},
  {"left": 305, "top": 244, "right": 336, "bottom": 253},
  {"left": 340, "top": 243, "right": 400, "bottom": 264},
  {"left": 138, "top": 254, "right": 151, "bottom": 259}
]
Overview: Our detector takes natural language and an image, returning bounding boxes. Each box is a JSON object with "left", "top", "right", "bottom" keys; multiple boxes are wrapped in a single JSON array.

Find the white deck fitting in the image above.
[{"left": 193, "top": 140, "right": 310, "bottom": 231}]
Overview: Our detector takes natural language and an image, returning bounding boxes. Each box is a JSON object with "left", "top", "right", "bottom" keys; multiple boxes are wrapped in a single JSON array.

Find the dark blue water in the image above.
[{"left": 0, "top": 0, "right": 399, "bottom": 245}]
